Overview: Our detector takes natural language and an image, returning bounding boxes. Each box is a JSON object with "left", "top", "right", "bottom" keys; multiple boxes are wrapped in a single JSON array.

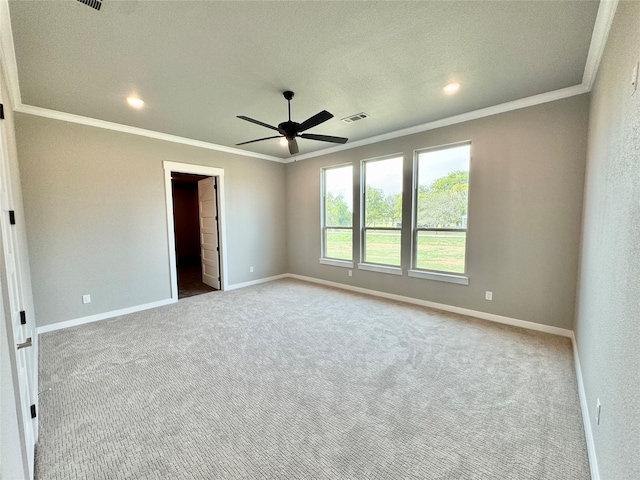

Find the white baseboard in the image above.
[
  {"left": 36, "top": 272, "right": 573, "bottom": 339},
  {"left": 225, "top": 274, "right": 289, "bottom": 291},
  {"left": 34, "top": 271, "right": 596, "bottom": 479},
  {"left": 286, "top": 274, "right": 573, "bottom": 338},
  {"left": 571, "top": 332, "right": 599, "bottom": 480},
  {"left": 35, "top": 273, "right": 288, "bottom": 333},
  {"left": 36, "top": 298, "right": 177, "bottom": 334},
  {"left": 36, "top": 272, "right": 572, "bottom": 338},
  {"left": 286, "top": 273, "right": 601, "bottom": 476}
]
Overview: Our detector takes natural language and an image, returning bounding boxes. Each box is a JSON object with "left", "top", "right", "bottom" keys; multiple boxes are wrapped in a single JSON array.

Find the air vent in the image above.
[
  {"left": 341, "top": 112, "right": 369, "bottom": 124},
  {"left": 77, "top": 0, "right": 102, "bottom": 11}
]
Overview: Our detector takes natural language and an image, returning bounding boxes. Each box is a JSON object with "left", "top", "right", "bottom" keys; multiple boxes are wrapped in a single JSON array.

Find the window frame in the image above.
[
  {"left": 359, "top": 154, "right": 404, "bottom": 271},
  {"left": 320, "top": 163, "right": 354, "bottom": 266},
  {"left": 411, "top": 141, "right": 471, "bottom": 280}
]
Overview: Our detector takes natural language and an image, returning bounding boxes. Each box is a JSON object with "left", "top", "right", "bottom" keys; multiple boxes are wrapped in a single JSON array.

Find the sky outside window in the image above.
[
  {"left": 366, "top": 157, "right": 403, "bottom": 195},
  {"left": 418, "top": 145, "right": 470, "bottom": 187},
  {"left": 325, "top": 166, "right": 352, "bottom": 211}
]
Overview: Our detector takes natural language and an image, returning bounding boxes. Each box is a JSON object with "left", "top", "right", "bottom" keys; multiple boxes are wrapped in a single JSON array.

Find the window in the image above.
[
  {"left": 322, "top": 164, "right": 353, "bottom": 262},
  {"left": 362, "top": 156, "right": 404, "bottom": 267},
  {"left": 413, "top": 143, "right": 470, "bottom": 275}
]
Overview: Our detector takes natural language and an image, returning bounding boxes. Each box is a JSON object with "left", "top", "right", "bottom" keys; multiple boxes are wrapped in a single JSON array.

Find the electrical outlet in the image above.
[
  {"left": 485, "top": 291, "right": 493, "bottom": 301},
  {"left": 82, "top": 294, "right": 91, "bottom": 304},
  {"left": 348, "top": 270, "right": 353, "bottom": 277},
  {"left": 596, "top": 398, "right": 601, "bottom": 425},
  {"left": 249, "top": 266, "right": 254, "bottom": 273}
]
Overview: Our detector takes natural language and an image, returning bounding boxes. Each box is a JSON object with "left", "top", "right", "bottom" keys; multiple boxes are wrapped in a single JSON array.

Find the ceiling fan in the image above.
[{"left": 236, "top": 91, "right": 348, "bottom": 155}]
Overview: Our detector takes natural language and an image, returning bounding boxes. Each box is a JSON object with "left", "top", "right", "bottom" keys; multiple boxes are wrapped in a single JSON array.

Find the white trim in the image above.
[
  {"left": 582, "top": 0, "right": 619, "bottom": 90},
  {"left": 291, "top": 84, "right": 589, "bottom": 162},
  {"left": 163, "top": 161, "right": 229, "bottom": 299},
  {"left": 286, "top": 273, "right": 573, "bottom": 338},
  {"left": 225, "top": 274, "right": 288, "bottom": 291},
  {"left": 0, "top": 0, "right": 21, "bottom": 108},
  {"left": 408, "top": 269, "right": 469, "bottom": 285},
  {"left": 14, "top": 104, "right": 285, "bottom": 163},
  {"left": 33, "top": 270, "right": 597, "bottom": 480},
  {"left": 36, "top": 298, "right": 176, "bottom": 334},
  {"left": 34, "top": 273, "right": 286, "bottom": 333},
  {"left": 12, "top": 85, "right": 588, "bottom": 166},
  {"left": 319, "top": 258, "right": 354, "bottom": 268},
  {"left": 357, "top": 263, "right": 403, "bottom": 276},
  {"left": 163, "top": 161, "right": 225, "bottom": 177},
  {"left": 0, "top": 0, "right": 614, "bottom": 165},
  {"left": 571, "top": 332, "right": 600, "bottom": 480}
]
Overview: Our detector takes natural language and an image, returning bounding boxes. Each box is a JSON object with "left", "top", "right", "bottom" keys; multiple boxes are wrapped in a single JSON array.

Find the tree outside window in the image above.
[
  {"left": 414, "top": 144, "right": 470, "bottom": 274},
  {"left": 362, "top": 156, "right": 404, "bottom": 266},
  {"left": 322, "top": 165, "right": 353, "bottom": 261}
]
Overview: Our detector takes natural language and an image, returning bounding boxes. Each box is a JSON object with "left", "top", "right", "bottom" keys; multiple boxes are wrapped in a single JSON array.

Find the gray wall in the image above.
[
  {"left": 575, "top": 2, "right": 640, "bottom": 478},
  {"left": 286, "top": 95, "right": 589, "bottom": 329},
  {"left": 15, "top": 115, "right": 287, "bottom": 327}
]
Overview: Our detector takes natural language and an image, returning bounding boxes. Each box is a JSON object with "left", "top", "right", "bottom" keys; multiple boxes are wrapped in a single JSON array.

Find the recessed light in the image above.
[
  {"left": 126, "top": 96, "right": 144, "bottom": 109},
  {"left": 279, "top": 138, "right": 288, "bottom": 147},
  {"left": 443, "top": 82, "right": 461, "bottom": 95}
]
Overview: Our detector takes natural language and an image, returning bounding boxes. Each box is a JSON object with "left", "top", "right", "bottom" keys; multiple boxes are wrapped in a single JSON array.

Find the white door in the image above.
[
  {"left": 0, "top": 106, "right": 37, "bottom": 477},
  {"left": 198, "top": 177, "right": 220, "bottom": 289}
]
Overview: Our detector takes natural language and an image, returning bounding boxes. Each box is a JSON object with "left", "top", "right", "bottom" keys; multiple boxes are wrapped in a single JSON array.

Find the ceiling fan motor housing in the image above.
[
  {"left": 278, "top": 121, "right": 300, "bottom": 140},
  {"left": 236, "top": 90, "right": 348, "bottom": 153}
]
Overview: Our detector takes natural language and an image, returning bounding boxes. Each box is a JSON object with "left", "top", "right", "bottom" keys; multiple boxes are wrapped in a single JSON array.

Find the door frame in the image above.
[
  {"left": 163, "top": 161, "right": 227, "bottom": 299},
  {"left": 0, "top": 64, "right": 37, "bottom": 478}
]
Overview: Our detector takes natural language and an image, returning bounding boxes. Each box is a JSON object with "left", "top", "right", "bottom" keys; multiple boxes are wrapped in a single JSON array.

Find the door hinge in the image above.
[
  {"left": 0, "top": 104, "right": 4, "bottom": 120},
  {"left": 9, "top": 210, "right": 15, "bottom": 225},
  {"left": 217, "top": 276, "right": 221, "bottom": 281},
  {"left": 20, "top": 311, "right": 26, "bottom": 325},
  {"left": 30, "top": 404, "right": 36, "bottom": 419},
  {"left": 216, "top": 247, "right": 219, "bottom": 252}
]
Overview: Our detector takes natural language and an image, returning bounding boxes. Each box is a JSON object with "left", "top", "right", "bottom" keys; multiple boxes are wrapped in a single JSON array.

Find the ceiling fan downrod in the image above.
[
  {"left": 283, "top": 90, "right": 294, "bottom": 122},
  {"left": 235, "top": 90, "right": 348, "bottom": 155}
]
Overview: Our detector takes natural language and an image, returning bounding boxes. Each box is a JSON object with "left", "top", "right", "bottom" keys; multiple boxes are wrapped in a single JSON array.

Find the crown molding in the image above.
[
  {"left": 15, "top": 104, "right": 285, "bottom": 163},
  {"left": 1, "top": 0, "right": 616, "bottom": 164},
  {"left": 289, "top": 1, "right": 618, "bottom": 162},
  {"left": 290, "top": 84, "right": 590, "bottom": 162},
  {"left": 0, "top": 0, "right": 21, "bottom": 108},
  {"left": 582, "top": 0, "right": 619, "bottom": 90}
]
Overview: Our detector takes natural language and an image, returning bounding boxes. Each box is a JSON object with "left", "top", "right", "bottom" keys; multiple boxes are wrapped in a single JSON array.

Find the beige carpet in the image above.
[{"left": 35, "top": 279, "right": 590, "bottom": 479}]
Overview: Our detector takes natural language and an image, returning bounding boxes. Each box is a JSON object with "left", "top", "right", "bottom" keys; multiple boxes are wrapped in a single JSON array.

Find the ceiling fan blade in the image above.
[
  {"left": 300, "top": 133, "right": 348, "bottom": 144},
  {"left": 298, "top": 110, "right": 334, "bottom": 132},
  {"left": 237, "top": 115, "right": 279, "bottom": 132},
  {"left": 236, "top": 135, "right": 282, "bottom": 146},
  {"left": 288, "top": 138, "right": 299, "bottom": 155}
]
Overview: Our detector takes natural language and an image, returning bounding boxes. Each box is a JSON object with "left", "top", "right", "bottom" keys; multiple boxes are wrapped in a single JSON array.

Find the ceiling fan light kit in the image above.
[{"left": 236, "top": 91, "right": 348, "bottom": 155}]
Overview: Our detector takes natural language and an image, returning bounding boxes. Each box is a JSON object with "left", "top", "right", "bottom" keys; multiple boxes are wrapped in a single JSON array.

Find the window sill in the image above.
[
  {"left": 319, "top": 258, "right": 354, "bottom": 268},
  {"left": 407, "top": 269, "right": 469, "bottom": 285},
  {"left": 357, "top": 263, "right": 403, "bottom": 276}
]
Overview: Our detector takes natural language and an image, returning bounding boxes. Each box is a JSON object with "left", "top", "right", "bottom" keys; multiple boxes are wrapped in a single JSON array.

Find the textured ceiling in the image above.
[{"left": 8, "top": 0, "right": 599, "bottom": 159}]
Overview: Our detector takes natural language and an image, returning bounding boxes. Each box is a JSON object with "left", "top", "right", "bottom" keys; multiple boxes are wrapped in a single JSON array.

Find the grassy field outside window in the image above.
[
  {"left": 413, "top": 143, "right": 470, "bottom": 274},
  {"left": 362, "top": 156, "right": 403, "bottom": 266},
  {"left": 322, "top": 164, "right": 353, "bottom": 261},
  {"left": 327, "top": 230, "right": 466, "bottom": 271}
]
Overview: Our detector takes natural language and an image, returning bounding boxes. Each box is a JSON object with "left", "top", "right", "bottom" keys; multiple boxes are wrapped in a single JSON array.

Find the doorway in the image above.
[
  {"left": 171, "top": 173, "right": 220, "bottom": 298},
  {"left": 163, "top": 162, "right": 227, "bottom": 301}
]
